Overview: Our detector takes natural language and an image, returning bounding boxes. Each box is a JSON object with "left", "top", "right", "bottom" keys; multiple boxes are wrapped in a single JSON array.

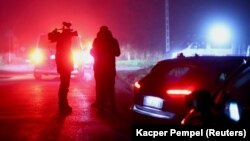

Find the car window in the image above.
[
  {"left": 161, "top": 65, "right": 193, "bottom": 84},
  {"left": 144, "top": 62, "right": 194, "bottom": 85},
  {"left": 146, "top": 58, "right": 245, "bottom": 90},
  {"left": 168, "top": 66, "right": 190, "bottom": 78}
]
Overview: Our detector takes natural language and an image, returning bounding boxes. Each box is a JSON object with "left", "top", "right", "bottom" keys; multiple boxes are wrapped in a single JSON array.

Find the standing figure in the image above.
[
  {"left": 48, "top": 22, "right": 78, "bottom": 115},
  {"left": 91, "top": 26, "right": 120, "bottom": 114}
]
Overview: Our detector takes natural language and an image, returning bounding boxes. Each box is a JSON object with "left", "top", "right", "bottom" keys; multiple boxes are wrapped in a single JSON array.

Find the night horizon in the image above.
[{"left": 0, "top": 0, "right": 250, "bottom": 54}]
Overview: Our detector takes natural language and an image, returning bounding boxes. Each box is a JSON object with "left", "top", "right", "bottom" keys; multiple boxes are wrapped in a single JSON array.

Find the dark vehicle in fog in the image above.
[
  {"left": 30, "top": 34, "right": 84, "bottom": 80},
  {"left": 182, "top": 58, "right": 250, "bottom": 127},
  {"left": 131, "top": 56, "right": 248, "bottom": 124}
]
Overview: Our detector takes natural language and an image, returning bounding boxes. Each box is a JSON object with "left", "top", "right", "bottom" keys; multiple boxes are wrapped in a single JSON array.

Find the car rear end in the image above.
[
  {"left": 132, "top": 60, "right": 206, "bottom": 123},
  {"left": 131, "top": 56, "right": 247, "bottom": 124}
]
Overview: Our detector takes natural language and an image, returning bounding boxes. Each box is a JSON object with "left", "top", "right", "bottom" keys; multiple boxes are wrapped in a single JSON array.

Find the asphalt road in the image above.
[{"left": 0, "top": 72, "right": 133, "bottom": 141}]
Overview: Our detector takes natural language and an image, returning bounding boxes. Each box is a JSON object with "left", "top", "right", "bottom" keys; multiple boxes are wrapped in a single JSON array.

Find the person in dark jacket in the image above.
[
  {"left": 91, "top": 26, "right": 120, "bottom": 114},
  {"left": 48, "top": 22, "right": 78, "bottom": 115}
]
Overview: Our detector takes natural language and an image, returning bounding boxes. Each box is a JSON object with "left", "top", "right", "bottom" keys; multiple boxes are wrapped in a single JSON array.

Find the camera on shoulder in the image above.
[
  {"left": 48, "top": 22, "right": 78, "bottom": 43},
  {"left": 48, "top": 28, "right": 60, "bottom": 43}
]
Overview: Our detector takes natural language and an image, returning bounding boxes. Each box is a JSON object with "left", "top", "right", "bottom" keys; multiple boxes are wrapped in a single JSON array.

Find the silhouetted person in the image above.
[
  {"left": 91, "top": 26, "right": 120, "bottom": 114},
  {"left": 48, "top": 22, "right": 78, "bottom": 115}
]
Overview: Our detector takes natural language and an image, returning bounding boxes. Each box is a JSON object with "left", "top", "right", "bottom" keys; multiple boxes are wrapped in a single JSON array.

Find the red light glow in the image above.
[
  {"left": 166, "top": 89, "right": 192, "bottom": 95},
  {"left": 181, "top": 108, "right": 195, "bottom": 125},
  {"left": 30, "top": 49, "right": 44, "bottom": 65},
  {"left": 134, "top": 81, "right": 141, "bottom": 89}
]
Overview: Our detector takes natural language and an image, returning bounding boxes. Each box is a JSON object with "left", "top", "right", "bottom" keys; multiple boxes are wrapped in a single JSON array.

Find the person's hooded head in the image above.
[
  {"left": 100, "top": 26, "right": 108, "bottom": 32},
  {"left": 97, "top": 26, "right": 113, "bottom": 38}
]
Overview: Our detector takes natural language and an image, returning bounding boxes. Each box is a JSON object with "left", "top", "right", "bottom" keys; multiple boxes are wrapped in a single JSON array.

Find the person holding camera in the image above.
[{"left": 48, "top": 22, "right": 78, "bottom": 115}]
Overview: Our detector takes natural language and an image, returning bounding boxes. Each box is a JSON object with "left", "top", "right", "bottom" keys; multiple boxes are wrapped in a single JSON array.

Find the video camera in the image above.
[{"left": 48, "top": 22, "right": 78, "bottom": 43}]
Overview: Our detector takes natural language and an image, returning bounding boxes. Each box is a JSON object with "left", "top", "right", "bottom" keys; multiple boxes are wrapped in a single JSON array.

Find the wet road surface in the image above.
[{"left": 0, "top": 73, "right": 133, "bottom": 141}]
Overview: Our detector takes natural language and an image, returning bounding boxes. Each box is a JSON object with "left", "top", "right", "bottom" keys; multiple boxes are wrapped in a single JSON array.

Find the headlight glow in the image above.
[
  {"left": 30, "top": 48, "right": 44, "bottom": 65},
  {"left": 134, "top": 81, "right": 141, "bottom": 89},
  {"left": 72, "top": 50, "right": 83, "bottom": 66}
]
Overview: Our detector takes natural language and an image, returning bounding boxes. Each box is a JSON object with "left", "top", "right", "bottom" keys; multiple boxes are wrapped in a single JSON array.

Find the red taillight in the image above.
[
  {"left": 134, "top": 81, "right": 141, "bottom": 89},
  {"left": 166, "top": 89, "right": 192, "bottom": 95}
]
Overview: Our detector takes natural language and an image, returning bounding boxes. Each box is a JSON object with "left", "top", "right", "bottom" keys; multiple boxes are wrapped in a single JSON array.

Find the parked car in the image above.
[
  {"left": 30, "top": 34, "right": 85, "bottom": 80},
  {"left": 182, "top": 58, "right": 250, "bottom": 127},
  {"left": 131, "top": 56, "right": 248, "bottom": 124}
]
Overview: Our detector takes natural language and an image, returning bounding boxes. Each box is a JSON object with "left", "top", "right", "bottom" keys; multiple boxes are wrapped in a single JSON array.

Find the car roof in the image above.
[
  {"left": 156, "top": 56, "right": 248, "bottom": 68},
  {"left": 148, "top": 56, "right": 249, "bottom": 76},
  {"left": 160, "top": 56, "right": 248, "bottom": 63}
]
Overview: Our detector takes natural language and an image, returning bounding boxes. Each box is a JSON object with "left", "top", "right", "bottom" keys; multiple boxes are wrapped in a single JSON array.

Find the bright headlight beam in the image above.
[
  {"left": 208, "top": 24, "right": 231, "bottom": 45},
  {"left": 30, "top": 48, "right": 44, "bottom": 65}
]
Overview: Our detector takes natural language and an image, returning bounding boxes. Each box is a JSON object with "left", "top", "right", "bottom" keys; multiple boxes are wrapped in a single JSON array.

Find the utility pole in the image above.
[{"left": 165, "top": 0, "right": 170, "bottom": 52}]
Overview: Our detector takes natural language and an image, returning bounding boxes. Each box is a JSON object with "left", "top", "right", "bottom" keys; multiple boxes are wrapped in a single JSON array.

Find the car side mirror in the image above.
[{"left": 186, "top": 90, "right": 213, "bottom": 113}]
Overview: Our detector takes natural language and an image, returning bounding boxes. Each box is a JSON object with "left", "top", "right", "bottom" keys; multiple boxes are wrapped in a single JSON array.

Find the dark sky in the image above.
[
  {"left": 0, "top": 0, "right": 165, "bottom": 52},
  {"left": 0, "top": 0, "right": 250, "bottom": 53}
]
